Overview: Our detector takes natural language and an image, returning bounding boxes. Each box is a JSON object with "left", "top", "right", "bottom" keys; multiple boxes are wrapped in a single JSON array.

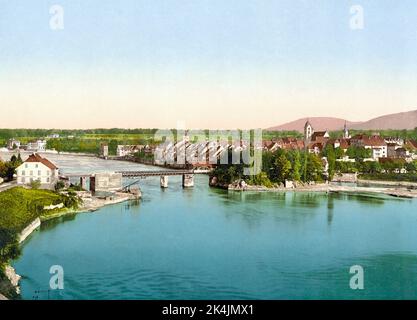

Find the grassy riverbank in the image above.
[{"left": 0, "top": 187, "right": 80, "bottom": 299}]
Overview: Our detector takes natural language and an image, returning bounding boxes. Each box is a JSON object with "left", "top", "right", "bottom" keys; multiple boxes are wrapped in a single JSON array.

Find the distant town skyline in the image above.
[{"left": 1, "top": 0, "right": 417, "bottom": 129}]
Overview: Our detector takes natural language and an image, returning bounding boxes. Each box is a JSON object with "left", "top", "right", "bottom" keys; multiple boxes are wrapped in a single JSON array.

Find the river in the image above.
[{"left": 7, "top": 153, "right": 417, "bottom": 299}]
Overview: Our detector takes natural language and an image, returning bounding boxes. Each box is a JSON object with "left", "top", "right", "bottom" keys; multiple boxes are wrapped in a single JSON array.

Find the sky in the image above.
[{"left": 1, "top": 0, "right": 417, "bottom": 129}]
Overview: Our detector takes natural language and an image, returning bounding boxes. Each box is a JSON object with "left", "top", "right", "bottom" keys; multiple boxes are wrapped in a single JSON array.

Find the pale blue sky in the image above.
[{"left": 1, "top": 0, "right": 417, "bottom": 129}]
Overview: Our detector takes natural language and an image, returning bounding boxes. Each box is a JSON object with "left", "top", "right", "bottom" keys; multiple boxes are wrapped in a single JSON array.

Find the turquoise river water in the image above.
[{"left": 9, "top": 153, "right": 417, "bottom": 299}]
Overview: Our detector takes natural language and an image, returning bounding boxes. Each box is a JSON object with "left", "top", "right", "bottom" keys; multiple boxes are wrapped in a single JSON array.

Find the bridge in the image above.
[
  {"left": 61, "top": 169, "right": 212, "bottom": 190},
  {"left": 115, "top": 169, "right": 210, "bottom": 177},
  {"left": 117, "top": 169, "right": 211, "bottom": 189}
]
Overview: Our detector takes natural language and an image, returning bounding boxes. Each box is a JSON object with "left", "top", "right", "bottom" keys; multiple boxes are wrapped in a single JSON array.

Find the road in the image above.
[{"left": 0, "top": 181, "right": 17, "bottom": 192}]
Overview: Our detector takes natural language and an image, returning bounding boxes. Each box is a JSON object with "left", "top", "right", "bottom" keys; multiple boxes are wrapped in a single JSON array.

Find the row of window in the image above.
[
  {"left": 21, "top": 170, "right": 50, "bottom": 176},
  {"left": 20, "top": 177, "right": 50, "bottom": 183}
]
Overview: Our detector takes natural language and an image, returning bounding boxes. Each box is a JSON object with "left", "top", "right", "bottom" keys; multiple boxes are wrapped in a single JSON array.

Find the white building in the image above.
[
  {"left": 116, "top": 145, "right": 144, "bottom": 157},
  {"left": 27, "top": 139, "right": 47, "bottom": 152},
  {"left": 16, "top": 153, "right": 59, "bottom": 188},
  {"left": 7, "top": 138, "right": 21, "bottom": 150}
]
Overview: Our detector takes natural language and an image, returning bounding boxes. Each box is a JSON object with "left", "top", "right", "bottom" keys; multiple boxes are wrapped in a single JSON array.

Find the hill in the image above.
[{"left": 268, "top": 110, "right": 417, "bottom": 132}]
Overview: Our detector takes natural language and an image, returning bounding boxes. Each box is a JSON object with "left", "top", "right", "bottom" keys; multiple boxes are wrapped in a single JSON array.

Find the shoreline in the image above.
[
  {"left": 1, "top": 191, "right": 139, "bottom": 300},
  {"left": 225, "top": 183, "right": 417, "bottom": 198}
]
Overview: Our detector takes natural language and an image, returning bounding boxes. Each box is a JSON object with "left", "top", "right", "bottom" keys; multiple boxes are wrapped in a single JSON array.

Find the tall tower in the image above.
[
  {"left": 343, "top": 122, "right": 350, "bottom": 139},
  {"left": 304, "top": 120, "right": 314, "bottom": 142}
]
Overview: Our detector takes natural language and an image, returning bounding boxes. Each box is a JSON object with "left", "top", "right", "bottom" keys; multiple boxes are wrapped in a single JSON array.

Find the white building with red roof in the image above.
[{"left": 16, "top": 153, "right": 59, "bottom": 188}]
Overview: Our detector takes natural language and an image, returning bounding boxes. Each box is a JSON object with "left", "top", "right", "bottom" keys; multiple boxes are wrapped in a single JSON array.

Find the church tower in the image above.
[
  {"left": 343, "top": 122, "right": 350, "bottom": 139},
  {"left": 304, "top": 120, "right": 314, "bottom": 142}
]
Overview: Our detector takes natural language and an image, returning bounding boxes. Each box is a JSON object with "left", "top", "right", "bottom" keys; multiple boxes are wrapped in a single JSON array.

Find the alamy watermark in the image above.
[
  {"left": 349, "top": 265, "right": 364, "bottom": 290},
  {"left": 153, "top": 127, "right": 262, "bottom": 176},
  {"left": 49, "top": 5, "right": 64, "bottom": 30},
  {"left": 49, "top": 265, "right": 64, "bottom": 290},
  {"left": 349, "top": 5, "right": 364, "bottom": 30}
]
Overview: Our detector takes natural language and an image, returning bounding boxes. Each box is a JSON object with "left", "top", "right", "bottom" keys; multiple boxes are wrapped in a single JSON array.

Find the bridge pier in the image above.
[
  {"left": 160, "top": 175, "right": 169, "bottom": 188},
  {"left": 80, "top": 176, "right": 88, "bottom": 190},
  {"left": 182, "top": 174, "right": 194, "bottom": 188}
]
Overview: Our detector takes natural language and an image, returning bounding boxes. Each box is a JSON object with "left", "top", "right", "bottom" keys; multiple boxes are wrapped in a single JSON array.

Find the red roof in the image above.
[{"left": 25, "top": 153, "right": 58, "bottom": 170}]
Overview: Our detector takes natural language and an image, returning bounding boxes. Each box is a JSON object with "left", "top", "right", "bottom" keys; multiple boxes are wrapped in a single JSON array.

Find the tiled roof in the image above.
[{"left": 24, "top": 153, "right": 58, "bottom": 170}]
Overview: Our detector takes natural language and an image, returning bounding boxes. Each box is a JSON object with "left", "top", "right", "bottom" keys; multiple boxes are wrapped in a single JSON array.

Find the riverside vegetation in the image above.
[
  {"left": 211, "top": 146, "right": 417, "bottom": 188},
  {"left": 0, "top": 187, "right": 81, "bottom": 298}
]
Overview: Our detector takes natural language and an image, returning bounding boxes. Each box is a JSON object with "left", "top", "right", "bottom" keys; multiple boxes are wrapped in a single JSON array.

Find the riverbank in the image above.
[
  {"left": 357, "top": 178, "right": 417, "bottom": 188},
  {"left": 226, "top": 182, "right": 417, "bottom": 198},
  {"left": 0, "top": 190, "right": 140, "bottom": 299}
]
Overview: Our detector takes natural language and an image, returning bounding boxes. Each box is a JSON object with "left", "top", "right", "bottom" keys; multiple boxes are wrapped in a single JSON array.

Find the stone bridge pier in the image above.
[
  {"left": 160, "top": 175, "right": 169, "bottom": 188},
  {"left": 182, "top": 174, "right": 194, "bottom": 188}
]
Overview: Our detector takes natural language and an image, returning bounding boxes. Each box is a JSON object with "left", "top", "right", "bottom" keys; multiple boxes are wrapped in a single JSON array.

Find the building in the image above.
[
  {"left": 27, "top": 139, "right": 47, "bottom": 152},
  {"left": 311, "top": 131, "right": 330, "bottom": 143},
  {"left": 16, "top": 153, "right": 59, "bottom": 188},
  {"left": 343, "top": 122, "right": 351, "bottom": 139},
  {"left": 304, "top": 120, "right": 314, "bottom": 142},
  {"left": 7, "top": 138, "right": 21, "bottom": 150},
  {"left": 116, "top": 145, "right": 144, "bottom": 157},
  {"left": 351, "top": 134, "right": 387, "bottom": 160},
  {"left": 100, "top": 143, "right": 109, "bottom": 158},
  {"left": 90, "top": 172, "right": 122, "bottom": 192}
]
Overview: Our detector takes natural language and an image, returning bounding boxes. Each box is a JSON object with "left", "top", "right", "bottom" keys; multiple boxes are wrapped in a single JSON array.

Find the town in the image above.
[{"left": 1, "top": 121, "right": 417, "bottom": 192}]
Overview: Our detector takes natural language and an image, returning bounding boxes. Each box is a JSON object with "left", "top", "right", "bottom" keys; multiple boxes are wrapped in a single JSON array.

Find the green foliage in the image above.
[
  {"left": 248, "top": 172, "right": 273, "bottom": 188},
  {"left": 0, "top": 154, "right": 23, "bottom": 181},
  {"left": 274, "top": 152, "right": 292, "bottom": 183},
  {"left": 346, "top": 146, "right": 372, "bottom": 161},
  {"left": 212, "top": 149, "right": 324, "bottom": 187},
  {"left": 55, "top": 180, "right": 66, "bottom": 191},
  {"left": 29, "top": 179, "right": 41, "bottom": 190},
  {"left": 0, "top": 188, "right": 80, "bottom": 268},
  {"left": 322, "top": 144, "right": 336, "bottom": 180}
]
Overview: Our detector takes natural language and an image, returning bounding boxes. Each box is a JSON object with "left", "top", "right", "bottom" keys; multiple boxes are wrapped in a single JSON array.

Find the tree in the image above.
[
  {"left": 305, "top": 154, "right": 324, "bottom": 182},
  {"left": 323, "top": 144, "right": 336, "bottom": 180},
  {"left": 55, "top": 180, "right": 66, "bottom": 191},
  {"left": 292, "top": 151, "right": 302, "bottom": 181},
  {"left": 274, "top": 153, "right": 292, "bottom": 183},
  {"left": 406, "top": 161, "right": 417, "bottom": 174},
  {"left": 29, "top": 179, "right": 41, "bottom": 190}
]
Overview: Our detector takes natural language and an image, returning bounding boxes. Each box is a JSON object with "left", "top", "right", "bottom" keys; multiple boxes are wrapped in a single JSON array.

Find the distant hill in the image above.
[
  {"left": 350, "top": 110, "right": 417, "bottom": 130},
  {"left": 267, "top": 117, "right": 360, "bottom": 132},
  {"left": 268, "top": 110, "right": 417, "bottom": 132}
]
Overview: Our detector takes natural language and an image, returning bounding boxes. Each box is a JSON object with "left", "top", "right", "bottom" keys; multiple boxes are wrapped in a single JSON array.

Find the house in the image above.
[
  {"left": 7, "top": 138, "right": 21, "bottom": 150},
  {"left": 27, "top": 139, "right": 47, "bottom": 152},
  {"left": 16, "top": 153, "right": 59, "bottom": 188},
  {"left": 308, "top": 142, "right": 324, "bottom": 155},
  {"left": 328, "top": 138, "right": 350, "bottom": 152},
  {"left": 311, "top": 131, "right": 330, "bottom": 143},
  {"left": 47, "top": 133, "right": 60, "bottom": 139},
  {"left": 351, "top": 134, "right": 387, "bottom": 160},
  {"left": 116, "top": 145, "right": 144, "bottom": 157}
]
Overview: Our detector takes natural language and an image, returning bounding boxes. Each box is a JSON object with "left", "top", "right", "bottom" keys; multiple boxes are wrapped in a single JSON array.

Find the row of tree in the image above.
[{"left": 212, "top": 149, "right": 325, "bottom": 187}]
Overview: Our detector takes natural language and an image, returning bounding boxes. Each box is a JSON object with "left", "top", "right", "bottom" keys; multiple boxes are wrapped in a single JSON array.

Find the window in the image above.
[
  {"left": 22, "top": 177, "right": 25, "bottom": 183},
  {"left": 47, "top": 177, "right": 50, "bottom": 183},
  {"left": 38, "top": 170, "right": 41, "bottom": 176},
  {"left": 25, "top": 164, "right": 28, "bottom": 168},
  {"left": 22, "top": 170, "right": 25, "bottom": 176},
  {"left": 30, "top": 170, "right": 33, "bottom": 176},
  {"left": 35, "top": 164, "right": 38, "bottom": 168}
]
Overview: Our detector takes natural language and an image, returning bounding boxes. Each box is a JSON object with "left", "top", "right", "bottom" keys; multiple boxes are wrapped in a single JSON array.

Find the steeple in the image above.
[
  {"left": 304, "top": 119, "right": 314, "bottom": 142},
  {"left": 343, "top": 121, "right": 350, "bottom": 139}
]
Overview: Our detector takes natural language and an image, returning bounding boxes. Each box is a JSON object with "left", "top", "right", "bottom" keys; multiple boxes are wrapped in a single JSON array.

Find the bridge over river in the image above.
[{"left": 61, "top": 169, "right": 212, "bottom": 190}]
